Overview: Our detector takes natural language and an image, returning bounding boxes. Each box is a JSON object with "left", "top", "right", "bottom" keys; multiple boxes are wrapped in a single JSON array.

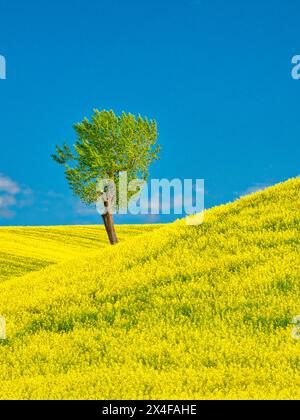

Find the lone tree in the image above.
[{"left": 52, "top": 109, "right": 160, "bottom": 245}]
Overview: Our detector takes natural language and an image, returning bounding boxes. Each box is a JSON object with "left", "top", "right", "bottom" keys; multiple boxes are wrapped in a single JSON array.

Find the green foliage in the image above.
[{"left": 52, "top": 109, "right": 160, "bottom": 205}]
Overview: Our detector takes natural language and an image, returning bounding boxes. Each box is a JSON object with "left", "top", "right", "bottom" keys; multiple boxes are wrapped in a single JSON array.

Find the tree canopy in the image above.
[{"left": 52, "top": 109, "right": 160, "bottom": 208}]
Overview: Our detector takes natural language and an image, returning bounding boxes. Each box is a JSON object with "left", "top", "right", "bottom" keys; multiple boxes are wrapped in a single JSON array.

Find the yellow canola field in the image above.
[
  {"left": 0, "top": 224, "right": 159, "bottom": 282},
  {"left": 0, "top": 178, "right": 299, "bottom": 399}
]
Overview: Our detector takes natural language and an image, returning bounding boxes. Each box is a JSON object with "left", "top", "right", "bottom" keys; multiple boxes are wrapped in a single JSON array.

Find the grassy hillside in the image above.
[
  {"left": 0, "top": 178, "right": 299, "bottom": 399},
  {"left": 0, "top": 224, "right": 159, "bottom": 282}
]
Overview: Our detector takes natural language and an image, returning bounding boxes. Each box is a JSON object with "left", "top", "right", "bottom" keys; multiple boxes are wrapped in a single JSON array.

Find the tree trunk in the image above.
[{"left": 102, "top": 211, "right": 118, "bottom": 245}]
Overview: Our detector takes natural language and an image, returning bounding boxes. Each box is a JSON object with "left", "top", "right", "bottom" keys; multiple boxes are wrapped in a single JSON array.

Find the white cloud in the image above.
[
  {"left": 0, "top": 209, "right": 15, "bottom": 219},
  {"left": 0, "top": 195, "right": 16, "bottom": 208},
  {"left": 0, "top": 174, "right": 33, "bottom": 220},
  {"left": 238, "top": 182, "right": 272, "bottom": 198},
  {"left": 74, "top": 201, "right": 97, "bottom": 216},
  {"left": 0, "top": 174, "right": 20, "bottom": 194}
]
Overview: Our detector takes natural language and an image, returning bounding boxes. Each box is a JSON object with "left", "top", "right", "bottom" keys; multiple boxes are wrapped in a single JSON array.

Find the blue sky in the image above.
[{"left": 0, "top": 0, "right": 299, "bottom": 226}]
